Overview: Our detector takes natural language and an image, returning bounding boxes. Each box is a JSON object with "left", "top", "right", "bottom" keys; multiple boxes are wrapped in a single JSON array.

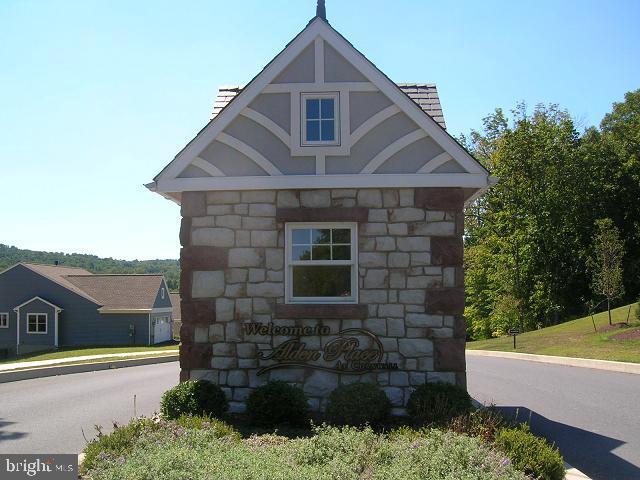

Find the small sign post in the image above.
[{"left": 508, "top": 328, "right": 522, "bottom": 349}]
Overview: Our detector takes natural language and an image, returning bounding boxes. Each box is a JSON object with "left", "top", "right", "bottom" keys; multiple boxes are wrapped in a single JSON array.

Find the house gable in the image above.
[{"left": 149, "top": 17, "right": 494, "bottom": 198}]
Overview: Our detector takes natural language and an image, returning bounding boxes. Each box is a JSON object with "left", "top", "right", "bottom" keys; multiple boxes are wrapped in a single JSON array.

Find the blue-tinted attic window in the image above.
[{"left": 303, "top": 95, "right": 338, "bottom": 144}]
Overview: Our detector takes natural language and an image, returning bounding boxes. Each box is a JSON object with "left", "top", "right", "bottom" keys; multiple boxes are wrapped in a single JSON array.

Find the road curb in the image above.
[
  {"left": 0, "top": 355, "right": 178, "bottom": 383},
  {"left": 466, "top": 349, "right": 640, "bottom": 375}
]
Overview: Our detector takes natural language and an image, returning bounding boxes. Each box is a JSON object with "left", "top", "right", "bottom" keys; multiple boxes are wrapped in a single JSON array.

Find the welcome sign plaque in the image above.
[{"left": 242, "top": 323, "right": 399, "bottom": 375}]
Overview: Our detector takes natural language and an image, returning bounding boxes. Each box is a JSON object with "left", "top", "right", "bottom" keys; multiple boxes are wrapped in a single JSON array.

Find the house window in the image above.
[
  {"left": 0, "top": 313, "right": 8, "bottom": 328},
  {"left": 285, "top": 223, "right": 357, "bottom": 304},
  {"left": 301, "top": 93, "right": 339, "bottom": 145},
  {"left": 27, "top": 313, "right": 47, "bottom": 334},
  {"left": 161, "top": 288, "right": 165, "bottom": 300}
]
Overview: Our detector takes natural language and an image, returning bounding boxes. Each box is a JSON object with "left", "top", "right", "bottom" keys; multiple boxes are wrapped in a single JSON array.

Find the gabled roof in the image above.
[
  {"left": 13, "top": 295, "right": 63, "bottom": 312},
  {"left": 19, "top": 263, "right": 100, "bottom": 304},
  {"left": 210, "top": 83, "right": 447, "bottom": 129},
  {"left": 64, "top": 275, "right": 166, "bottom": 312},
  {"left": 149, "top": 16, "right": 494, "bottom": 195},
  {"left": 1, "top": 262, "right": 168, "bottom": 312}
]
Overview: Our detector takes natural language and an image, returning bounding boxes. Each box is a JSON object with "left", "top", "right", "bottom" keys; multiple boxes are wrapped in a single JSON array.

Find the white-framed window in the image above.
[
  {"left": 0, "top": 313, "right": 8, "bottom": 328},
  {"left": 27, "top": 313, "right": 47, "bottom": 334},
  {"left": 161, "top": 287, "right": 165, "bottom": 300},
  {"left": 285, "top": 223, "right": 358, "bottom": 304},
  {"left": 301, "top": 92, "right": 340, "bottom": 146}
]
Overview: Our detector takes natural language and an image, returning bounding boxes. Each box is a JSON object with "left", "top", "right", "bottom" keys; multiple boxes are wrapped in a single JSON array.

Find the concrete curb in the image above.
[
  {"left": 565, "top": 463, "right": 591, "bottom": 480},
  {"left": 0, "top": 355, "right": 178, "bottom": 383},
  {"left": 466, "top": 349, "right": 640, "bottom": 375}
]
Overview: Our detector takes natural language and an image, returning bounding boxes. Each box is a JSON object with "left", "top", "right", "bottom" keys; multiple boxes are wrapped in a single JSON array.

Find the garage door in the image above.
[{"left": 153, "top": 316, "right": 172, "bottom": 344}]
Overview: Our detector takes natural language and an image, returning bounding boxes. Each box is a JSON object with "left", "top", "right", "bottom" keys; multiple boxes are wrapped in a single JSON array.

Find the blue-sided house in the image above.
[{"left": 0, "top": 263, "right": 174, "bottom": 356}]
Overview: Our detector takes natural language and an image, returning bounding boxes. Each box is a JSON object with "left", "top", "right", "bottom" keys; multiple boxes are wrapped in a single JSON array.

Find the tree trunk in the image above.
[{"left": 607, "top": 297, "right": 612, "bottom": 326}]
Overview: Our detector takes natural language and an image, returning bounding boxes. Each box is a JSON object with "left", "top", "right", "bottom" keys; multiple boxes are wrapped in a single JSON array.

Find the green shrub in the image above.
[
  {"left": 325, "top": 383, "right": 391, "bottom": 426},
  {"left": 494, "top": 424, "right": 565, "bottom": 480},
  {"left": 160, "top": 380, "right": 228, "bottom": 420},
  {"left": 174, "top": 415, "right": 240, "bottom": 439},
  {"left": 246, "top": 381, "right": 310, "bottom": 427},
  {"left": 82, "top": 415, "right": 239, "bottom": 474},
  {"left": 407, "top": 382, "right": 472, "bottom": 424},
  {"left": 82, "top": 418, "right": 157, "bottom": 473},
  {"left": 84, "top": 424, "right": 527, "bottom": 480},
  {"left": 448, "top": 405, "right": 508, "bottom": 442}
]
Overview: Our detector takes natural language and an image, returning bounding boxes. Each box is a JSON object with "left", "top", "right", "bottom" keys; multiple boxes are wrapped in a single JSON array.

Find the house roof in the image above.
[
  {"left": 210, "top": 83, "right": 446, "bottom": 129},
  {"left": 64, "top": 275, "right": 166, "bottom": 312},
  {"left": 13, "top": 295, "right": 63, "bottom": 311},
  {"left": 3, "top": 263, "right": 168, "bottom": 312},
  {"left": 20, "top": 263, "right": 100, "bottom": 304}
]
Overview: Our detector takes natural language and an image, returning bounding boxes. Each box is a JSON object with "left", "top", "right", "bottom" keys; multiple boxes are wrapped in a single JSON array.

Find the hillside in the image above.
[
  {"left": 0, "top": 244, "right": 179, "bottom": 291},
  {"left": 466, "top": 303, "right": 640, "bottom": 363}
]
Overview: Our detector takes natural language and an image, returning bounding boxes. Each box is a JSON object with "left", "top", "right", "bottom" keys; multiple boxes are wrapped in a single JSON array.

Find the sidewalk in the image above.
[
  {"left": 0, "top": 350, "right": 179, "bottom": 372},
  {"left": 466, "top": 349, "right": 640, "bottom": 374}
]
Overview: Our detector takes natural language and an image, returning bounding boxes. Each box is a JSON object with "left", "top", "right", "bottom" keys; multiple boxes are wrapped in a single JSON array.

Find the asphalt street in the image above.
[
  {"left": 467, "top": 354, "right": 640, "bottom": 480},
  {"left": 0, "top": 362, "right": 179, "bottom": 454},
  {"left": 1, "top": 357, "right": 638, "bottom": 480}
]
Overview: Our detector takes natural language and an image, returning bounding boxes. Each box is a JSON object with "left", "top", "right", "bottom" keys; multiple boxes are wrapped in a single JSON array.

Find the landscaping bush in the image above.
[
  {"left": 246, "top": 381, "right": 310, "bottom": 427},
  {"left": 325, "top": 383, "right": 391, "bottom": 426},
  {"left": 84, "top": 423, "right": 528, "bottom": 480},
  {"left": 82, "top": 418, "right": 157, "bottom": 473},
  {"left": 494, "top": 424, "right": 565, "bottom": 480},
  {"left": 407, "top": 382, "right": 473, "bottom": 424},
  {"left": 448, "top": 405, "right": 508, "bottom": 442},
  {"left": 160, "top": 380, "right": 228, "bottom": 420},
  {"left": 82, "top": 415, "right": 238, "bottom": 475}
]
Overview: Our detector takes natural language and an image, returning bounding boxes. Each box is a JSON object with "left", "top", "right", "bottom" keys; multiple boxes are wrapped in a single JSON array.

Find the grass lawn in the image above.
[
  {"left": 467, "top": 303, "right": 640, "bottom": 363},
  {"left": 1, "top": 341, "right": 179, "bottom": 365}
]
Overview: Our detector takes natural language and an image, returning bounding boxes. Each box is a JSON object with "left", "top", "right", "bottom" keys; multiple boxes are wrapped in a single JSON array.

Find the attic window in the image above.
[{"left": 301, "top": 93, "right": 339, "bottom": 146}]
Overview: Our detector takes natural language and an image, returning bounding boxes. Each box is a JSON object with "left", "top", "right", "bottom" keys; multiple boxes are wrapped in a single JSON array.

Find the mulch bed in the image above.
[
  {"left": 609, "top": 328, "right": 640, "bottom": 341},
  {"left": 598, "top": 322, "right": 630, "bottom": 333}
]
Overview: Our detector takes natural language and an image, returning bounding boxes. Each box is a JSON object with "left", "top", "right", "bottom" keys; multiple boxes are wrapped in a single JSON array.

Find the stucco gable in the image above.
[{"left": 148, "top": 17, "right": 494, "bottom": 199}]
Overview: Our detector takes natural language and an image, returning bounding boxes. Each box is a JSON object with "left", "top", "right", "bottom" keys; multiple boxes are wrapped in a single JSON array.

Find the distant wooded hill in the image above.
[{"left": 0, "top": 244, "right": 180, "bottom": 291}]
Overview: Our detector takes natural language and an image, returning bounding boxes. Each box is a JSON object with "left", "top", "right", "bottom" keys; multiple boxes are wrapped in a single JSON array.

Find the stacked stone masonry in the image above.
[{"left": 179, "top": 187, "right": 466, "bottom": 414}]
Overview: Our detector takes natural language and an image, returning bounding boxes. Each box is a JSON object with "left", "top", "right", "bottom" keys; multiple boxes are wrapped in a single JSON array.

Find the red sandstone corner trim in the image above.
[
  {"left": 431, "top": 237, "right": 463, "bottom": 266},
  {"left": 415, "top": 187, "right": 465, "bottom": 211},
  {"left": 180, "top": 246, "right": 229, "bottom": 270},
  {"left": 425, "top": 288, "right": 465, "bottom": 315},
  {"left": 433, "top": 338, "right": 466, "bottom": 371},
  {"left": 179, "top": 343, "right": 212, "bottom": 370},
  {"left": 181, "top": 300, "right": 216, "bottom": 325},
  {"left": 275, "top": 304, "right": 368, "bottom": 319},
  {"left": 276, "top": 207, "right": 369, "bottom": 223}
]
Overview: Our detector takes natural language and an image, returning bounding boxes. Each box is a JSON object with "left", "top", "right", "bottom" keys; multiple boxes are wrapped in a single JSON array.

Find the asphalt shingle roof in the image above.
[
  {"left": 65, "top": 274, "right": 165, "bottom": 311},
  {"left": 210, "top": 83, "right": 446, "bottom": 129},
  {"left": 15, "top": 263, "right": 167, "bottom": 311}
]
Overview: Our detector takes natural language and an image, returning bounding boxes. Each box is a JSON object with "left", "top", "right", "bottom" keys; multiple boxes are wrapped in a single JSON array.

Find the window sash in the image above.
[
  {"left": 27, "top": 313, "right": 47, "bottom": 334},
  {"left": 285, "top": 222, "right": 358, "bottom": 304},
  {"left": 0, "top": 313, "right": 8, "bottom": 328},
  {"left": 301, "top": 92, "right": 340, "bottom": 146}
]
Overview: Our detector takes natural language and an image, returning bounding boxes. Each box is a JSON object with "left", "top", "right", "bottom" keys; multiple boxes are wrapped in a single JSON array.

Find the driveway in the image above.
[
  {"left": 467, "top": 354, "right": 640, "bottom": 480},
  {"left": 0, "top": 362, "right": 179, "bottom": 454}
]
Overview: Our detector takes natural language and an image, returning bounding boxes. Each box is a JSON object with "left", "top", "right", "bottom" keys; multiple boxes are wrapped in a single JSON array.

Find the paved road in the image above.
[
  {"left": 2, "top": 358, "right": 639, "bottom": 480},
  {"left": 467, "top": 354, "right": 640, "bottom": 480},
  {"left": 0, "top": 362, "right": 179, "bottom": 454}
]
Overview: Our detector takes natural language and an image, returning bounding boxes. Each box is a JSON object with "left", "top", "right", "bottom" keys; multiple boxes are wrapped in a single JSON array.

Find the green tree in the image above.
[{"left": 589, "top": 218, "right": 625, "bottom": 325}]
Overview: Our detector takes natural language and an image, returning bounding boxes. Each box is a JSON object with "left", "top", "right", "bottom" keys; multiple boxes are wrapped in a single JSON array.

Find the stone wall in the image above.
[{"left": 178, "top": 187, "right": 466, "bottom": 414}]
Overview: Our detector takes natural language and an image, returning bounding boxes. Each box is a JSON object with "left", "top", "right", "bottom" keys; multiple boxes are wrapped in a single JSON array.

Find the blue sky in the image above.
[{"left": 1, "top": 0, "right": 638, "bottom": 260}]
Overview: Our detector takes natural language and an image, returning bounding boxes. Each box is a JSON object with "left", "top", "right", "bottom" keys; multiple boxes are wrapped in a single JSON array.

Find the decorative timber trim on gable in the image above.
[{"left": 148, "top": 16, "right": 496, "bottom": 199}]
